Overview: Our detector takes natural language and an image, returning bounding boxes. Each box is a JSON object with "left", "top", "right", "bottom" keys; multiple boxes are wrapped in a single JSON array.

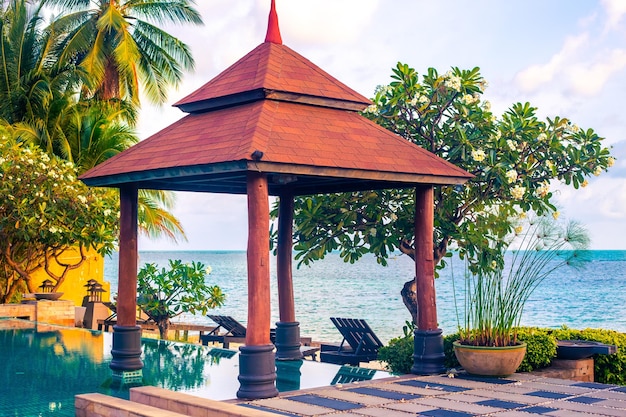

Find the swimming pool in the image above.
[{"left": 0, "top": 319, "right": 390, "bottom": 416}]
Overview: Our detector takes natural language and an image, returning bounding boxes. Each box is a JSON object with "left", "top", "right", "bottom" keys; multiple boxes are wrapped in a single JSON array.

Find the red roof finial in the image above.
[{"left": 265, "top": 0, "right": 282, "bottom": 44}]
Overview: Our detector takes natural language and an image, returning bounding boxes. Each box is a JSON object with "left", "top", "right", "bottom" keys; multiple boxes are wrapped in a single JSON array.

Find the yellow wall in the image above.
[{"left": 31, "top": 247, "right": 111, "bottom": 306}]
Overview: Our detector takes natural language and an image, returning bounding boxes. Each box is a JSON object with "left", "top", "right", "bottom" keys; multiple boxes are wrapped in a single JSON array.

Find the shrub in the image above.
[
  {"left": 378, "top": 334, "right": 414, "bottom": 374},
  {"left": 443, "top": 333, "right": 461, "bottom": 369},
  {"left": 516, "top": 328, "right": 557, "bottom": 372}
]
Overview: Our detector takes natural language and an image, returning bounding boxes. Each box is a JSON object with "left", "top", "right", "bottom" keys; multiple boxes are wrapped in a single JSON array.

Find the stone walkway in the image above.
[{"left": 235, "top": 372, "right": 626, "bottom": 416}]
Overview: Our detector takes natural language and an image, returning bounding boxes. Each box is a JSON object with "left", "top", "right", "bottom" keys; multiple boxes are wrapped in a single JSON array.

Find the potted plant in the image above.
[{"left": 452, "top": 215, "right": 589, "bottom": 376}]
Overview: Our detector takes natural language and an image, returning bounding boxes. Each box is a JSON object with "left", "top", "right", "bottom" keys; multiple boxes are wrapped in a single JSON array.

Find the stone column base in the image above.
[
  {"left": 110, "top": 325, "right": 143, "bottom": 371},
  {"left": 411, "top": 328, "right": 446, "bottom": 375},
  {"left": 237, "top": 344, "right": 278, "bottom": 399},
  {"left": 275, "top": 321, "right": 303, "bottom": 361}
]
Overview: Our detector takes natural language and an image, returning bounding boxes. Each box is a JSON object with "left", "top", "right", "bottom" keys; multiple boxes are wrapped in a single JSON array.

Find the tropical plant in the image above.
[
  {"left": 0, "top": 1, "right": 186, "bottom": 243},
  {"left": 0, "top": 0, "right": 85, "bottom": 139},
  {"left": 136, "top": 260, "right": 225, "bottom": 339},
  {"left": 0, "top": 132, "right": 119, "bottom": 303},
  {"left": 282, "top": 64, "right": 613, "bottom": 322},
  {"left": 42, "top": 0, "right": 202, "bottom": 105},
  {"left": 454, "top": 215, "right": 589, "bottom": 347}
]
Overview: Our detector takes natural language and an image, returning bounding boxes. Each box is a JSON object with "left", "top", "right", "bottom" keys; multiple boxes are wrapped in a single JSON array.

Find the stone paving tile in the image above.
[
  {"left": 480, "top": 384, "right": 537, "bottom": 395},
  {"left": 375, "top": 382, "right": 457, "bottom": 397},
  {"left": 588, "top": 390, "right": 626, "bottom": 401},
  {"left": 545, "top": 410, "right": 611, "bottom": 417},
  {"left": 517, "top": 404, "right": 561, "bottom": 414},
  {"left": 477, "top": 399, "right": 527, "bottom": 409},
  {"left": 490, "top": 412, "right": 538, "bottom": 417},
  {"left": 240, "top": 403, "right": 302, "bottom": 417},
  {"left": 412, "top": 396, "right": 504, "bottom": 414},
  {"left": 312, "top": 389, "right": 391, "bottom": 406},
  {"left": 287, "top": 394, "right": 363, "bottom": 411},
  {"left": 424, "top": 375, "right": 517, "bottom": 391},
  {"left": 417, "top": 409, "right": 475, "bottom": 416},
  {"left": 525, "top": 382, "right": 602, "bottom": 395},
  {"left": 249, "top": 398, "right": 333, "bottom": 415},
  {"left": 551, "top": 400, "right": 626, "bottom": 416},
  {"left": 347, "top": 386, "right": 421, "bottom": 401},
  {"left": 384, "top": 400, "right": 440, "bottom": 414},
  {"left": 318, "top": 414, "right": 365, "bottom": 417},
  {"left": 581, "top": 398, "right": 626, "bottom": 410},
  {"left": 465, "top": 389, "right": 551, "bottom": 405},
  {"left": 567, "top": 396, "right": 606, "bottom": 405},
  {"left": 443, "top": 393, "right": 501, "bottom": 403},
  {"left": 533, "top": 377, "right": 583, "bottom": 386},
  {"left": 573, "top": 382, "right": 619, "bottom": 390},
  {"left": 356, "top": 406, "right": 420, "bottom": 417},
  {"left": 507, "top": 373, "right": 544, "bottom": 382},
  {"left": 525, "top": 390, "right": 571, "bottom": 400},
  {"left": 452, "top": 374, "right": 520, "bottom": 385},
  {"left": 396, "top": 379, "right": 471, "bottom": 393}
]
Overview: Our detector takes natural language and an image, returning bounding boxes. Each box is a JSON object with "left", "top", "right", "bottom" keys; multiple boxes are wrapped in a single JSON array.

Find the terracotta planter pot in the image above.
[{"left": 453, "top": 341, "right": 527, "bottom": 377}]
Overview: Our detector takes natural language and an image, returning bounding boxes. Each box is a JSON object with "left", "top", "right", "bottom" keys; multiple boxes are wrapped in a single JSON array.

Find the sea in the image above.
[{"left": 103, "top": 250, "right": 626, "bottom": 344}]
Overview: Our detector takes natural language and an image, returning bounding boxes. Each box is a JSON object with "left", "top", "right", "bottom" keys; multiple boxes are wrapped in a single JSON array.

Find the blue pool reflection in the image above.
[{"left": 0, "top": 319, "right": 390, "bottom": 416}]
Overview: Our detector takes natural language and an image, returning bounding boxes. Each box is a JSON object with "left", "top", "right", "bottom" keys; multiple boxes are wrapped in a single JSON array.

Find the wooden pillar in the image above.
[
  {"left": 117, "top": 186, "right": 138, "bottom": 327},
  {"left": 411, "top": 185, "right": 445, "bottom": 374},
  {"left": 277, "top": 193, "right": 295, "bottom": 322},
  {"left": 245, "top": 172, "right": 271, "bottom": 346},
  {"left": 237, "top": 171, "right": 277, "bottom": 399},
  {"left": 275, "top": 192, "right": 302, "bottom": 360},
  {"left": 414, "top": 185, "right": 437, "bottom": 330},
  {"left": 109, "top": 185, "right": 142, "bottom": 373}
]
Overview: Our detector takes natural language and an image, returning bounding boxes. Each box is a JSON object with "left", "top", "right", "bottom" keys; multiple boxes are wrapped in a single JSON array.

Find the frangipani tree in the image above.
[
  {"left": 286, "top": 64, "right": 613, "bottom": 322},
  {"left": 137, "top": 260, "right": 225, "bottom": 339},
  {"left": 0, "top": 131, "right": 118, "bottom": 303}
]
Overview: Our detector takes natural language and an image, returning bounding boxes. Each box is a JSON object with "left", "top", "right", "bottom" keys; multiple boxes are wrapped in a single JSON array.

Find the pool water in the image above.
[{"left": 0, "top": 319, "right": 390, "bottom": 417}]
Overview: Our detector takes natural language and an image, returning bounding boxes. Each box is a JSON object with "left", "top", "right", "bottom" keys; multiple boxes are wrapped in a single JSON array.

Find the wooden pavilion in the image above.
[{"left": 80, "top": 0, "right": 472, "bottom": 399}]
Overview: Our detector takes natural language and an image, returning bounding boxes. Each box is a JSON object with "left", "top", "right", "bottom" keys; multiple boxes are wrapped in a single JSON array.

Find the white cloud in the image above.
[
  {"left": 278, "top": 0, "right": 380, "bottom": 44},
  {"left": 601, "top": 0, "right": 626, "bottom": 31},
  {"left": 515, "top": 33, "right": 589, "bottom": 92},
  {"left": 554, "top": 177, "right": 626, "bottom": 220},
  {"left": 567, "top": 48, "right": 626, "bottom": 95}
]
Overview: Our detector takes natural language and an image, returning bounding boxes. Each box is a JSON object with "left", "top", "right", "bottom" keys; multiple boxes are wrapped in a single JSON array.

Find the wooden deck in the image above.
[{"left": 97, "top": 319, "right": 217, "bottom": 342}]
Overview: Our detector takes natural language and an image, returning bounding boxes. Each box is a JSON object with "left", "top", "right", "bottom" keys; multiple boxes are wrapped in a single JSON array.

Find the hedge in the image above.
[{"left": 378, "top": 326, "right": 625, "bottom": 385}]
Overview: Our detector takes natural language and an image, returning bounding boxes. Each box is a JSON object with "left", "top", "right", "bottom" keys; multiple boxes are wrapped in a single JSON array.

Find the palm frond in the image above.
[
  {"left": 41, "top": 0, "right": 92, "bottom": 13},
  {"left": 128, "top": 0, "right": 203, "bottom": 26},
  {"left": 138, "top": 190, "right": 187, "bottom": 242}
]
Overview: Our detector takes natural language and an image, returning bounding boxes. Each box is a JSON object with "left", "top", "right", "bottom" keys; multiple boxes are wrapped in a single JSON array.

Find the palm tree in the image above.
[
  {"left": 0, "top": 1, "right": 81, "bottom": 132},
  {"left": 43, "top": 0, "right": 202, "bottom": 106},
  {"left": 0, "top": 1, "right": 186, "bottom": 241}
]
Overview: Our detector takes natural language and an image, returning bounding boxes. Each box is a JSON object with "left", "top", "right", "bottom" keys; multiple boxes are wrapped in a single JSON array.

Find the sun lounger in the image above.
[
  {"left": 320, "top": 317, "right": 383, "bottom": 366},
  {"left": 199, "top": 315, "right": 247, "bottom": 348},
  {"left": 200, "top": 315, "right": 320, "bottom": 359}
]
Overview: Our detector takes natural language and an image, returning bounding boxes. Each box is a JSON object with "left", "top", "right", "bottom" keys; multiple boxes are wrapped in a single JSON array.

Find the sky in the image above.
[{"left": 137, "top": 0, "right": 626, "bottom": 251}]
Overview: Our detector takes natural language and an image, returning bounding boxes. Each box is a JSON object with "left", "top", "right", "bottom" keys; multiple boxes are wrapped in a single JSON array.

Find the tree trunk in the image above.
[
  {"left": 157, "top": 319, "right": 170, "bottom": 340},
  {"left": 401, "top": 278, "right": 418, "bottom": 324},
  {"left": 398, "top": 238, "right": 447, "bottom": 326}
]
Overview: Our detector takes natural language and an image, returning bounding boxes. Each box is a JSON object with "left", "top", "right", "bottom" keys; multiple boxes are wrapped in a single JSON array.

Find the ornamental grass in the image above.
[{"left": 454, "top": 216, "right": 589, "bottom": 347}]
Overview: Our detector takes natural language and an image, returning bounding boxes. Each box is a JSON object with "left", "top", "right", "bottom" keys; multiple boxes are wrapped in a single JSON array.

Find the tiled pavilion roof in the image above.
[{"left": 80, "top": 5, "right": 471, "bottom": 195}]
